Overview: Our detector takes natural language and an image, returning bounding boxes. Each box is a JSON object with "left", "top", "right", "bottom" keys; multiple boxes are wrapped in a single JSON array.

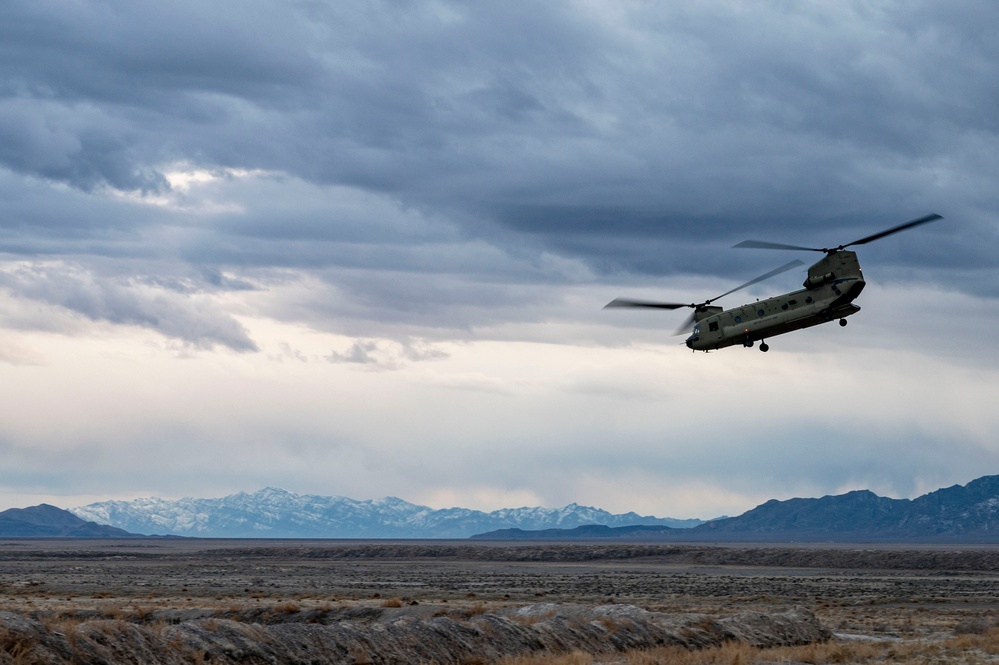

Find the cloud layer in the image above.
[{"left": 1, "top": 1, "right": 997, "bottom": 516}]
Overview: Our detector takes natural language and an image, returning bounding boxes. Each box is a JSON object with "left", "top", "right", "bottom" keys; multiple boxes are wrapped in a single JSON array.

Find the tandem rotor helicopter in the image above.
[{"left": 605, "top": 214, "right": 943, "bottom": 352}]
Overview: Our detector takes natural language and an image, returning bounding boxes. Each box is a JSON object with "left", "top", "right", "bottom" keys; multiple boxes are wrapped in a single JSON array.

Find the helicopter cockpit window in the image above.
[{"left": 708, "top": 321, "right": 719, "bottom": 332}]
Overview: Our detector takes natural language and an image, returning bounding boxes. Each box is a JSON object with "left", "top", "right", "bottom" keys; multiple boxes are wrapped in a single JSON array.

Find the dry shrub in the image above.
[
  {"left": 486, "top": 639, "right": 918, "bottom": 665},
  {"left": 274, "top": 601, "right": 301, "bottom": 614},
  {"left": 675, "top": 637, "right": 934, "bottom": 665},
  {"left": 132, "top": 605, "right": 156, "bottom": 621},
  {"left": 461, "top": 656, "right": 489, "bottom": 665},
  {"left": 595, "top": 616, "right": 621, "bottom": 634},
  {"left": 947, "top": 626, "right": 999, "bottom": 656},
  {"left": 40, "top": 616, "right": 83, "bottom": 647},
  {"left": 954, "top": 616, "right": 998, "bottom": 635},
  {"left": 380, "top": 597, "right": 403, "bottom": 608},
  {"left": 146, "top": 620, "right": 173, "bottom": 637},
  {"left": 496, "top": 652, "right": 592, "bottom": 665},
  {"left": 625, "top": 643, "right": 751, "bottom": 665},
  {"left": 0, "top": 627, "right": 37, "bottom": 665}
]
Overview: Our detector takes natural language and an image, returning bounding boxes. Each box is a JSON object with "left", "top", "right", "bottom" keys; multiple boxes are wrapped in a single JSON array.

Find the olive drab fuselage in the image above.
[{"left": 685, "top": 250, "right": 865, "bottom": 351}]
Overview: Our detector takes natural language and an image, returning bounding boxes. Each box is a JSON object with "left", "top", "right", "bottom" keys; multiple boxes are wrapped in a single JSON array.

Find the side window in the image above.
[{"left": 709, "top": 321, "right": 719, "bottom": 332}]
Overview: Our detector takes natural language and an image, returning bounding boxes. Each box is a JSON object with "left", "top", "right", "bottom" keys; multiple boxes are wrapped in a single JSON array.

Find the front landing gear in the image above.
[{"left": 759, "top": 342, "right": 769, "bottom": 352}]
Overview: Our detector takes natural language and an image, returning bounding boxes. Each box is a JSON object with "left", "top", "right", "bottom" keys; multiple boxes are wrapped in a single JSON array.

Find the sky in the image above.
[{"left": 1, "top": 0, "right": 998, "bottom": 520}]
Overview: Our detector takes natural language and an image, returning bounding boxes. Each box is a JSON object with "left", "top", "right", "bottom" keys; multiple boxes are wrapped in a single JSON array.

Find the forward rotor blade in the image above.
[
  {"left": 603, "top": 298, "right": 690, "bottom": 310},
  {"left": 842, "top": 213, "right": 943, "bottom": 248},
  {"left": 673, "top": 311, "right": 697, "bottom": 336},
  {"left": 709, "top": 259, "right": 804, "bottom": 303},
  {"left": 733, "top": 240, "right": 823, "bottom": 252}
]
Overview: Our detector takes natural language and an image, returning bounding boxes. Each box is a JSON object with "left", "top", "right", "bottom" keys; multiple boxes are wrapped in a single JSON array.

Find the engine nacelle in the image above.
[{"left": 803, "top": 272, "right": 835, "bottom": 288}]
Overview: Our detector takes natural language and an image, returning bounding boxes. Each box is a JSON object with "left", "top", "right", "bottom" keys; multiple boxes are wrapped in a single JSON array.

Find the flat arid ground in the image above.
[{"left": 2, "top": 539, "right": 999, "bottom": 663}]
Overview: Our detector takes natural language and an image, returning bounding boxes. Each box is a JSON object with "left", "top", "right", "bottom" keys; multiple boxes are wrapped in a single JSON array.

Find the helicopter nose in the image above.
[{"left": 685, "top": 338, "right": 693, "bottom": 349}]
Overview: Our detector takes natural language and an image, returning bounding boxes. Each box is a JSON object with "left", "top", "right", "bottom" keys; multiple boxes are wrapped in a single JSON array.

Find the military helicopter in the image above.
[{"left": 605, "top": 214, "right": 943, "bottom": 352}]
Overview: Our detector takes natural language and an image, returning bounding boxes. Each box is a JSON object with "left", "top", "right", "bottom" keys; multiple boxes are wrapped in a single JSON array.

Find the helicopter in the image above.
[{"left": 604, "top": 213, "right": 943, "bottom": 352}]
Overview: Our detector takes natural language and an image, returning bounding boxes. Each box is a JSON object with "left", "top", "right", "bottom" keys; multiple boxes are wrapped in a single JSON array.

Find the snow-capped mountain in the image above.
[{"left": 70, "top": 488, "right": 702, "bottom": 538}]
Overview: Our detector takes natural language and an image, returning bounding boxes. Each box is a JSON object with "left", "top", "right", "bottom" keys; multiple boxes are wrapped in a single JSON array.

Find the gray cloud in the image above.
[
  {"left": 2, "top": 1, "right": 995, "bottom": 282},
  {"left": 326, "top": 338, "right": 449, "bottom": 369},
  {"left": 0, "top": 262, "right": 257, "bottom": 351},
  {"left": 326, "top": 340, "right": 380, "bottom": 365}
]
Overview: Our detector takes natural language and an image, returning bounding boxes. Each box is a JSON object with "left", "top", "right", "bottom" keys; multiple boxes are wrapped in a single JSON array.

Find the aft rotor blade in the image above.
[
  {"left": 735, "top": 213, "right": 944, "bottom": 254},
  {"left": 842, "top": 213, "right": 943, "bottom": 248},
  {"left": 709, "top": 259, "right": 804, "bottom": 303},
  {"left": 603, "top": 298, "right": 690, "bottom": 310}
]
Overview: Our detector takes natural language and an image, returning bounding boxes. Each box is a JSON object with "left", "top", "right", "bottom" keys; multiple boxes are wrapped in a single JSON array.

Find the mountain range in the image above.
[
  {"left": 69, "top": 488, "right": 702, "bottom": 538},
  {"left": 688, "top": 474, "right": 999, "bottom": 541},
  {"left": 39, "top": 475, "right": 999, "bottom": 541},
  {"left": 0, "top": 504, "right": 136, "bottom": 538},
  {"left": 475, "top": 475, "right": 999, "bottom": 542}
]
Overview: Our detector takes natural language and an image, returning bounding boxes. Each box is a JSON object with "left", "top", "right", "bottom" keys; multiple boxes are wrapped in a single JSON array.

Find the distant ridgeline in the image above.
[
  {"left": 474, "top": 475, "right": 999, "bottom": 543},
  {"left": 0, "top": 504, "right": 139, "bottom": 538}
]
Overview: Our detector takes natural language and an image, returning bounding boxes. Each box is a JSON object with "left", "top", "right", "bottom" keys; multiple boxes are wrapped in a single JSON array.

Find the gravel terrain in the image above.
[{"left": 1, "top": 540, "right": 997, "bottom": 663}]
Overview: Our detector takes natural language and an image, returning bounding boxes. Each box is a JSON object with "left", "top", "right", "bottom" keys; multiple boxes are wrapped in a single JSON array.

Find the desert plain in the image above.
[{"left": 1, "top": 538, "right": 999, "bottom": 663}]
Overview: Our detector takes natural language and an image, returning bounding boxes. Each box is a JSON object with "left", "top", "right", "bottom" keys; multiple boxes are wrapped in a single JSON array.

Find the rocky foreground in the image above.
[{"left": 0, "top": 604, "right": 827, "bottom": 664}]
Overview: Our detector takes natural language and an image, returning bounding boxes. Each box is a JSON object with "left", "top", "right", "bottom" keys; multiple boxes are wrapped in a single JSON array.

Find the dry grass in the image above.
[
  {"left": 273, "top": 601, "right": 301, "bottom": 614},
  {"left": 497, "top": 653, "right": 594, "bottom": 665},
  {"left": 496, "top": 626, "right": 999, "bottom": 665},
  {"left": 0, "top": 627, "right": 38, "bottom": 665}
]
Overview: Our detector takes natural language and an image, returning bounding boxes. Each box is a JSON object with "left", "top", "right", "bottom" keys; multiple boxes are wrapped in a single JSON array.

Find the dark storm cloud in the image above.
[{"left": 1, "top": 0, "right": 997, "bottom": 339}]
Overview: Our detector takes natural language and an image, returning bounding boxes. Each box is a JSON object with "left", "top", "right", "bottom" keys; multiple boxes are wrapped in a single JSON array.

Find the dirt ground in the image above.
[{"left": 2, "top": 539, "right": 998, "bottom": 662}]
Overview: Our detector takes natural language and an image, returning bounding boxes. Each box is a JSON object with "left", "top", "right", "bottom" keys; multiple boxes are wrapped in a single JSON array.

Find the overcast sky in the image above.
[{"left": 1, "top": 0, "right": 997, "bottom": 519}]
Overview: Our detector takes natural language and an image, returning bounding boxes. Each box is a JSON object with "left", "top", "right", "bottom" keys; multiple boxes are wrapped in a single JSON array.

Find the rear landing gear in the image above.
[
  {"left": 839, "top": 318, "right": 848, "bottom": 327},
  {"left": 759, "top": 342, "right": 769, "bottom": 352}
]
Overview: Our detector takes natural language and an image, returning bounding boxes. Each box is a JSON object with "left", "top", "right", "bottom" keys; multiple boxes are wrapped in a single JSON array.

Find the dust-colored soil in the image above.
[{"left": 1, "top": 540, "right": 997, "bottom": 663}]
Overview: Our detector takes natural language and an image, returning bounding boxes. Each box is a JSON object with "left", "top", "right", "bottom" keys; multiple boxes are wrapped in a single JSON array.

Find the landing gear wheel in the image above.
[
  {"left": 839, "top": 318, "right": 848, "bottom": 327},
  {"left": 760, "top": 342, "right": 769, "bottom": 352},
  {"left": 743, "top": 338, "right": 754, "bottom": 348}
]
